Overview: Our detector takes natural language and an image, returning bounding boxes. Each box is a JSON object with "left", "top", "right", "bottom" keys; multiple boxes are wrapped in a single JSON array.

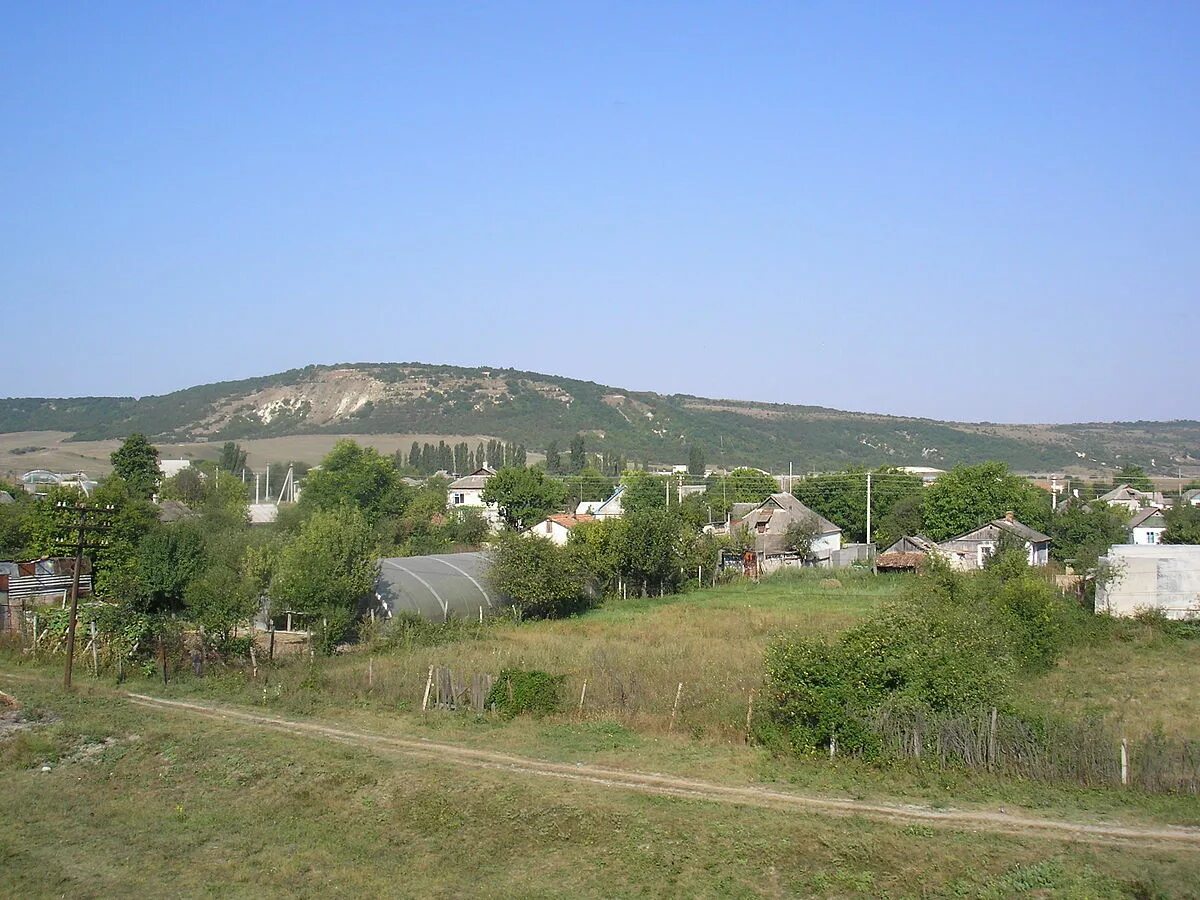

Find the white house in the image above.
[
  {"left": 159, "top": 459, "right": 194, "bottom": 479},
  {"left": 523, "top": 513, "right": 595, "bottom": 546},
  {"left": 1128, "top": 507, "right": 1167, "bottom": 545},
  {"left": 447, "top": 466, "right": 500, "bottom": 527},
  {"left": 1184, "top": 489, "right": 1200, "bottom": 508},
  {"left": 576, "top": 485, "right": 625, "bottom": 519},
  {"left": 1095, "top": 484, "right": 1166, "bottom": 514}
]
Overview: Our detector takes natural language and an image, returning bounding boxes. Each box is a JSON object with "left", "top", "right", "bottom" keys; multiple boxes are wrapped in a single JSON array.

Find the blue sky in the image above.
[{"left": 1, "top": 2, "right": 1196, "bottom": 423}]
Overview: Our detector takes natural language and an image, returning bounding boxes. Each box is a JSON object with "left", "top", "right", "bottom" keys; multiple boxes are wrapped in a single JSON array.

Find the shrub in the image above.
[
  {"left": 758, "top": 555, "right": 1086, "bottom": 759},
  {"left": 488, "top": 534, "right": 591, "bottom": 619},
  {"left": 486, "top": 669, "right": 564, "bottom": 719}
]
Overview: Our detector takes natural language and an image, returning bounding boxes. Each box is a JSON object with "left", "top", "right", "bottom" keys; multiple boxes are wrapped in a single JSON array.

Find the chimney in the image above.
[{"left": 1005, "top": 510, "right": 1015, "bottom": 523}]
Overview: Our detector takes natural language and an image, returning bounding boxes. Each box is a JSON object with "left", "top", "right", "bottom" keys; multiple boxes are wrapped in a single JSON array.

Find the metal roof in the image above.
[{"left": 375, "top": 551, "right": 509, "bottom": 622}]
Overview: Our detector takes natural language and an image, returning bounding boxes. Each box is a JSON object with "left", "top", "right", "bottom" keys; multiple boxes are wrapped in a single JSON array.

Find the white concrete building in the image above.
[
  {"left": 447, "top": 466, "right": 500, "bottom": 527},
  {"left": 1095, "top": 545, "right": 1200, "bottom": 619}
]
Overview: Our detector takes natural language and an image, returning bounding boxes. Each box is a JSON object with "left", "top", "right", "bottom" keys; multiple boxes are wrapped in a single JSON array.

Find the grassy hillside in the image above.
[{"left": 3, "top": 361, "right": 1198, "bottom": 473}]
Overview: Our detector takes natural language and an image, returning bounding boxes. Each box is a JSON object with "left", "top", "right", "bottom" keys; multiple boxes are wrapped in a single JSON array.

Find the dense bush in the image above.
[
  {"left": 486, "top": 669, "right": 564, "bottom": 718},
  {"left": 757, "top": 556, "right": 1086, "bottom": 758}
]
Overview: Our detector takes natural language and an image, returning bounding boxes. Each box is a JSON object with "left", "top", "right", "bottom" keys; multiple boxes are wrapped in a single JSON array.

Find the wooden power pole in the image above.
[{"left": 56, "top": 501, "right": 114, "bottom": 690}]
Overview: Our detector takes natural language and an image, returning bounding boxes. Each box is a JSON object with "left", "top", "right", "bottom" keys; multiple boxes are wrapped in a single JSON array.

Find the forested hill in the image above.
[{"left": 2, "top": 362, "right": 1197, "bottom": 474}]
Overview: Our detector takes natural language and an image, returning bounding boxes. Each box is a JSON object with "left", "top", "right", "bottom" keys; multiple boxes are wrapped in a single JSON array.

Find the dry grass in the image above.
[
  {"left": 241, "top": 571, "right": 902, "bottom": 739},
  {"left": 1017, "top": 619, "right": 1200, "bottom": 739},
  {"left": 0, "top": 429, "right": 514, "bottom": 480}
]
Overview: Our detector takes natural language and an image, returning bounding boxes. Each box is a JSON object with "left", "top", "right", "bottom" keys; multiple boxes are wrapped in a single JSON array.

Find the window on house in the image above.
[
  {"left": 1147, "top": 531, "right": 1157, "bottom": 544},
  {"left": 977, "top": 543, "right": 995, "bottom": 566},
  {"left": 453, "top": 493, "right": 465, "bottom": 505},
  {"left": 545, "top": 521, "right": 552, "bottom": 533},
  {"left": 756, "top": 522, "right": 767, "bottom": 534}
]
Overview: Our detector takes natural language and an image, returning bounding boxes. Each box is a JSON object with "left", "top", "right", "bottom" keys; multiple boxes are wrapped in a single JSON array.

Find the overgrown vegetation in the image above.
[{"left": 757, "top": 553, "right": 1088, "bottom": 759}]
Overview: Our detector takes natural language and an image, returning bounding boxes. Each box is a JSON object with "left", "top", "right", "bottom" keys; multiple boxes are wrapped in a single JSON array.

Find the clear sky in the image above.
[{"left": 1, "top": 2, "right": 1196, "bottom": 423}]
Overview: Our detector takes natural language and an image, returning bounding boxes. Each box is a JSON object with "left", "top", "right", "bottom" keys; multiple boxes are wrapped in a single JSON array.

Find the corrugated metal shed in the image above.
[{"left": 376, "top": 552, "right": 509, "bottom": 622}]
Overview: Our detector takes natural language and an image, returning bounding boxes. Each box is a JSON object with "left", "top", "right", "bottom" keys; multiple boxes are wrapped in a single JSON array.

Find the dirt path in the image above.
[{"left": 124, "top": 692, "right": 1200, "bottom": 851}]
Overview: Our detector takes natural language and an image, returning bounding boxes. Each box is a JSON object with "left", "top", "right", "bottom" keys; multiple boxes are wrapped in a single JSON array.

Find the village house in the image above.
[
  {"left": 935, "top": 512, "right": 1051, "bottom": 570},
  {"left": 1095, "top": 484, "right": 1166, "bottom": 514},
  {"left": 1128, "top": 507, "right": 1168, "bottom": 545},
  {"left": 738, "top": 493, "right": 843, "bottom": 561},
  {"left": 523, "top": 513, "right": 595, "bottom": 546},
  {"left": 446, "top": 466, "right": 500, "bottom": 527},
  {"left": 576, "top": 485, "right": 624, "bottom": 519}
]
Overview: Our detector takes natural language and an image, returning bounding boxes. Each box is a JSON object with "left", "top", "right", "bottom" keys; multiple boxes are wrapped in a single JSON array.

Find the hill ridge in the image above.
[{"left": 2, "top": 361, "right": 1197, "bottom": 474}]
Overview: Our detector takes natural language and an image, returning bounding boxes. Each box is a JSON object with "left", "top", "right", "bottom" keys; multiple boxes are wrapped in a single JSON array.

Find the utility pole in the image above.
[
  {"left": 56, "top": 501, "right": 114, "bottom": 690},
  {"left": 865, "top": 472, "right": 872, "bottom": 546}
]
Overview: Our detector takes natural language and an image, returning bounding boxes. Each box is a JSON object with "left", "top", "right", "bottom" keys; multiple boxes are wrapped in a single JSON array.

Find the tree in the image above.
[
  {"left": 921, "top": 462, "right": 1051, "bottom": 542},
  {"left": 620, "top": 471, "right": 673, "bottom": 515},
  {"left": 1163, "top": 503, "right": 1200, "bottom": 545},
  {"left": 481, "top": 467, "right": 566, "bottom": 529},
  {"left": 160, "top": 467, "right": 208, "bottom": 506},
  {"left": 134, "top": 523, "right": 208, "bottom": 616},
  {"left": 219, "top": 442, "right": 248, "bottom": 474},
  {"left": 703, "top": 467, "right": 779, "bottom": 519},
  {"left": 271, "top": 505, "right": 378, "bottom": 650},
  {"left": 185, "top": 562, "right": 259, "bottom": 643},
  {"left": 1114, "top": 465, "right": 1154, "bottom": 492},
  {"left": 612, "top": 509, "right": 687, "bottom": 596},
  {"left": 688, "top": 444, "right": 705, "bottom": 477},
  {"left": 784, "top": 515, "right": 821, "bottom": 556},
  {"left": 568, "top": 434, "right": 586, "bottom": 474},
  {"left": 544, "top": 440, "right": 561, "bottom": 475},
  {"left": 488, "top": 534, "right": 589, "bottom": 618},
  {"left": 1049, "top": 503, "right": 1129, "bottom": 567},
  {"left": 110, "top": 434, "right": 160, "bottom": 499},
  {"left": 792, "top": 467, "right": 923, "bottom": 543},
  {"left": 873, "top": 493, "right": 925, "bottom": 550},
  {"left": 299, "top": 440, "right": 408, "bottom": 524}
]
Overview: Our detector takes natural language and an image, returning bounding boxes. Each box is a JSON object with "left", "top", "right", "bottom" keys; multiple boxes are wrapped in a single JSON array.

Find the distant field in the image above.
[{"left": 0, "top": 430, "right": 517, "bottom": 480}]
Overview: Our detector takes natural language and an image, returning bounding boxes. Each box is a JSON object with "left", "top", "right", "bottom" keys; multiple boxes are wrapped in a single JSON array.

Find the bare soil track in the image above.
[{"left": 124, "top": 692, "right": 1200, "bottom": 852}]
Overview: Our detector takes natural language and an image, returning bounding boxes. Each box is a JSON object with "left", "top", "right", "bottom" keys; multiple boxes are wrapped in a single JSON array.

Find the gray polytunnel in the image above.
[{"left": 374, "top": 552, "right": 511, "bottom": 622}]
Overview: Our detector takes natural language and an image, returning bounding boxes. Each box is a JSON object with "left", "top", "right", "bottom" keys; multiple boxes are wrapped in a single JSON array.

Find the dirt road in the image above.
[{"left": 124, "top": 692, "right": 1200, "bottom": 851}]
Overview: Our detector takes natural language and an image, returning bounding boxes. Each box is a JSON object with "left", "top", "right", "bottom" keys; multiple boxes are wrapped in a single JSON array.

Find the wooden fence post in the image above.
[
  {"left": 578, "top": 679, "right": 588, "bottom": 716},
  {"left": 421, "top": 665, "right": 434, "bottom": 716},
  {"left": 89, "top": 621, "right": 99, "bottom": 676},
  {"left": 745, "top": 689, "right": 755, "bottom": 743},
  {"left": 368, "top": 657, "right": 374, "bottom": 689},
  {"left": 249, "top": 644, "right": 258, "bottom": 679},
  {"left": 988, "top": 707, "right": 998, "bottom": 772},
  {"left": 668, "top": 682, "right": 683, "bottom": 733},
  {"left": 1121, "top": 738, "right": 1129, "bottom": 786},
  {"left": 830, "top": 731, "right": 837, "bottom": 759}
]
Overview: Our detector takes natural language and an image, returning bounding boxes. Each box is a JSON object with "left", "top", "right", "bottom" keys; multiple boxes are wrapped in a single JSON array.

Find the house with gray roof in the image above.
[
  {"left": 936, "top": 511, "right": 1051, "bottom": 570},
  {"left": 446, "top": 466, "right": 500, "bottom": 527},
  {"left": 739, "top": 493, "right": 843, "bottom": 560},
  {"left": 1096, "top": 484, "right": 1166, "bottom": 514},
  {"left": 1128, "top": 507, "right": 1167, "bottom": 545}
]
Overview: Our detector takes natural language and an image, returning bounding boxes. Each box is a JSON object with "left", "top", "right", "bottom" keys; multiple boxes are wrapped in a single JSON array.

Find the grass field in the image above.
[
  {"left": 4, "top": 571, "right": 1200, "bottom": 896},
  {"left": 2, "top": 679, "right": 1199, "bottom": 898}
]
